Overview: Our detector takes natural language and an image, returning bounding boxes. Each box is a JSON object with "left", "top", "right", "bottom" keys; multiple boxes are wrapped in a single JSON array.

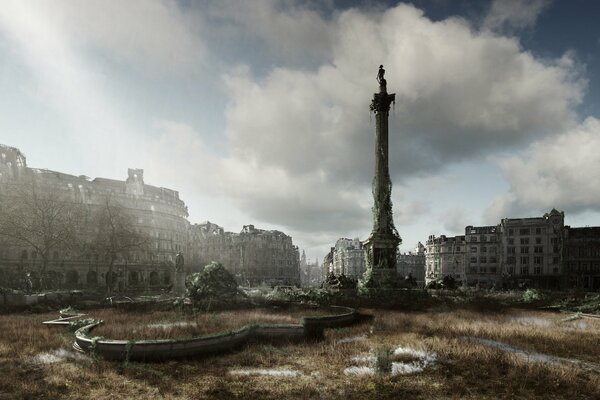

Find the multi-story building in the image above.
[
  {"left": 563, "top": 226, "right": 600, "bottom": 290},
  {"left": 396, "top": 242, "right": 426, "bottom": 287},
  {"left": 189, "top": 222, "right": 301, "bottom": 287},
  {"left": 500, "top": 209, "right": 564, "bottom": 289},
  {"left": 0, "top": 144, "right": 189, "bottom": 292},
  {"left": 331, "top": 238, "right": 365, "bottom": 279},
  {"left": 464, "top": 225, "right": 501, "bottom": 287},
  {"left": 425, "top": 235, "right": 467, "bottom": 284}
]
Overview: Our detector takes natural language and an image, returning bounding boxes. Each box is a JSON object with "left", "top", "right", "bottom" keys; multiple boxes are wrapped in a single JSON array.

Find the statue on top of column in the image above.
[{"left": 377, "top": 65, "right": 387, "bottom": 93}]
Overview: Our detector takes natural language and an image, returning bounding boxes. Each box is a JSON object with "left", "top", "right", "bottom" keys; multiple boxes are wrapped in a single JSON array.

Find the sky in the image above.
[{"left": 1, "top": 0, "right": 599, "bottom": 263}]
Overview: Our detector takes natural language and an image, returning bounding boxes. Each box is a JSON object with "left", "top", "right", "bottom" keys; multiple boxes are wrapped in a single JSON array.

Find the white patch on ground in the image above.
[
  {"left": 32, "top": 348, "right": 88, "bottom": 365},
  {"left": 343, "top": 366, "right": 375, "bottom": 376},
  {"left": 229, "top": 369, "right": 303, "bottom": 377},
  {"left": 391, "top": 346, "right": 438, "bottom": 376},
  {"left": 346, "top": 346, "right": 437, "bottom": 376},
  {"left": 511, "top": 316, "right": 552, "bottom": 327},
  {"left": 350, "top": 354, "right": 376, "bottom": 364},
  {"left": 147, "top": 321, "right": 197, "bottom": 329},
  {"left": 336, "top": 335, "right": 367, "bottom": 344}
]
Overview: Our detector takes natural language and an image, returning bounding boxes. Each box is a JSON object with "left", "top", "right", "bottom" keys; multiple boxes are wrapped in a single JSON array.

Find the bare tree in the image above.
[
  {"left": 0, "top": 184, "right": 85, "bottom": 289},
  {"left": 89, "top": 195, "right": 152, "bottom": 295}
]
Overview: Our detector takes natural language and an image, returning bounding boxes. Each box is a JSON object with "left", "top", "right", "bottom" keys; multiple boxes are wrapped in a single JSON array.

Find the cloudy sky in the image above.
[{"left": 1, "top": 0, "right": 599, "bottom": 262}]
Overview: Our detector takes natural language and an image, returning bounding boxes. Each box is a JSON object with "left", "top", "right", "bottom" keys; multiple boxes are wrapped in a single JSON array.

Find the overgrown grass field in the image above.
[{"left": 0, "top": 305, "right": 599, "bottom": 399}]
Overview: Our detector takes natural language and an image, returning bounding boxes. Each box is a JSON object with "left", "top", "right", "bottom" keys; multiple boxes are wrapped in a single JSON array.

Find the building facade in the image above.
[
  {"left": 0, "top": 144, "right": 189, "bottom": 292},
  {"left": 331, "top": 238, "right": 366, "bottom": 279},
  {"left": 299, "top": 251, "right": 322, "bottom": 287},
  {"left": 499, "top": 209, "right": 564, "bottom": 289},
  {"left": 189, "top": 222, "right": 301, "bottom": 287},
  {"left": 396, "top": 242, "right": 426, "bottom": 287},
  {"left": 563, "top": 226, "right": 600, "bottom": 291},
  {"left": 464, "top": 225, "right": 501, "bottom": 287},
  {"left": 425, "top": 235, "right": 467, "bottom": 284}
]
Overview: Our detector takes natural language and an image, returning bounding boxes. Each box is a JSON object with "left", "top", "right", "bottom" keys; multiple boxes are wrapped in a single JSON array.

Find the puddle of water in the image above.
[
  {"left": 464, "top": 337, "right": 561, "bottom": 365},
  {"left": 229, "top": 369, "right": 303, "bottom": 377},
  {"left": 343, "top": 366, "right": 375, "bottom": 376},
  {"left": 147, "top": 321, "right": 197, "bottom": 329},
  {"left": 32, "top": 349, "right": 88, "bottom": 365},
  {"left": 336, "top": 335, "right": 367, "bottom": 344}
]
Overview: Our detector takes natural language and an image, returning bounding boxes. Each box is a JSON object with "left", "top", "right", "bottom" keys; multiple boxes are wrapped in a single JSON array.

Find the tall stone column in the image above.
[{"left": 359, "top": 66, "right": 402, "bottom": 292}]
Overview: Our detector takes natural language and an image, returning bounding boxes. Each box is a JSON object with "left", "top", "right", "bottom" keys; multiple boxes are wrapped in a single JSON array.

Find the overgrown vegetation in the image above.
[
  {"left": 186, "top": 262, "right": 244, "bottom": 306},
  {"left": 1, "top": 303, "right": 599, "bottom": 399}
]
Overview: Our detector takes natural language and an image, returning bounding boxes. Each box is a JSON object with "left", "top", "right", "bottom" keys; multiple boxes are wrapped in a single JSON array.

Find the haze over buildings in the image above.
[{"left": 1, "top": 1, "right": 599, "bottom": 259}]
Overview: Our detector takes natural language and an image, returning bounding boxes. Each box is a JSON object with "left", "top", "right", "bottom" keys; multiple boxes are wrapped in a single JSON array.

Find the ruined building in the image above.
[
  {"left": 332, "top": 238, "right": 366, "bottom": 280},
  {"left": 0, "top": 144, "right": 189, "bottom": 291},
  {"left": 396, "top": 242, "right": 426, "bottom": 287},
  {"left": 189, "top": 222, "right": 301, "bottom": 286}
]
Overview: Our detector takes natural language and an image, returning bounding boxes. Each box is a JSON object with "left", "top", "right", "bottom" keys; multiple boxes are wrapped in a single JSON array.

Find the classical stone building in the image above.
[
  {"left": 464, "top": 225, "right": 502, "bottom": 287},
  {"left": 499, "top": 209, "right": 564, "bottom": 289},
  {"left": 425, "top": 235, "right": 467, "bottom": 284},
  {"left": 396, "top": 242, "right": 426, "bottom": 287},
  {"left": 189, "top": 222, "right": 300, "bottom": 286},
  {"left": 332, "top": 238, "right": 366, "bottom": 279},
  {"left": 426, "top": 209, "right": 570, "bottom": 289},
  {"left": 563, "top": 226, "right": 600, "bottom": 291},
  {"left": 0, "top": 144, "right": 189, "bottom": 292}
]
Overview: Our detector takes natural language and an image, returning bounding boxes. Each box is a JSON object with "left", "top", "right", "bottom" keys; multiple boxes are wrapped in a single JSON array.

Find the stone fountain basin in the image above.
[{"left": 74, "top": 305, "right": 357, "bottom": 362}]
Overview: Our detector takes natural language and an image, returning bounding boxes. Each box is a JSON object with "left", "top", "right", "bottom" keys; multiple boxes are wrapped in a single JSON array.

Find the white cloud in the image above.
[
  {"left": 487, "top": 117, "right": 600, "bottom": 219},
  {"left": 441, "top": 208, "right": 468, "bottom": 235},
  {"left": 482, "top": 0, "right": 552, "bottom": 33},
  {"left": 219, "top": 3, "right": 585, "bottom": 237}
]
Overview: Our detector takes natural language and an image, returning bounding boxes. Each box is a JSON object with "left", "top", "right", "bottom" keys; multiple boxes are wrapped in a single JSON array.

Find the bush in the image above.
[
  {"left": 522, "top": 288, "right": 546, "bottom": 302},
  {"left": 186, "top": 262, "right": 241, "bottom": 303}
]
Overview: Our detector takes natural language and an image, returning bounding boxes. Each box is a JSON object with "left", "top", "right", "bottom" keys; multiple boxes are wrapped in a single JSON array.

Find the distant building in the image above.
[
  {"left": 0, "top": 144, "right": 189, "bottom": 292},
  {"left": 425, "top": 235, "right": 466, "bottom": 284},
  {"left": 299, "top": 251, "right": 322, "bottom": 287},
  {"left": 563, "top": 226, "right": 600, "bottom": 291},
  {"left": 499, "top": 209, "right": 564, "bottom": 290},
  {"left": 332, "top": 238, "right": 365, "bottom": 279},
  {"left": 426, "top": 209, "right": 574, "bottom": 290},
  {"left": 464, "top": 225, "right": 501, "bottom": 287},
  {"left": 396, "top": 242, "right": 426, "bottom": 287},
  {"left": 189, "top": 222, "right": 301, "bottom": 287}
]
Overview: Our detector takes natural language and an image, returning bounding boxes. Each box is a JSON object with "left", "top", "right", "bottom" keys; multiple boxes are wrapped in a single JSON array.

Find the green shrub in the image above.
[
  {"left": 186, "top": 262, "right": 241, "bottom": 303},
  {"left": 522, "top": 288, "right": 546, "bottom": 302}
]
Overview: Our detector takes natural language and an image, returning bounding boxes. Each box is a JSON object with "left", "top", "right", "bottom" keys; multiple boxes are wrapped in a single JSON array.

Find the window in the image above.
[
  {"left": 490, "top": 267, "right": 497, "bottom": 274},
  {"left": 520, "top": 247, "right": 529, "bottom": 254},
  {"left": 534, "top": 256, "right": 542, "bottom": 265},
  {"left": 507, "top": 257, "right": 516, "bottom": 264},
  {"left": 490, "top": 256, "right": 497, "bottom": 263},
  {"left": 490, "top": 236, "right": 496, "bottom": 242},
  {"left": 520, "top": 238, "right": 530, "bottom": 245},
  {"left": 520, "top": 266, "right": 529, "bottom": 275},
  {"left": 507, "top": 247, "right": 515, "bottom": 254},
  {"left": 479, "top": 267, "right": 487, "bottom": 273},
  {"left": 520, "top": 256, "right": 529, "bottom": 265},
  {"left": 481, "top": 246, "right": 487, "bottom": 253},
  {"left": 534, "top": 246, "right": 543, "bottom": 254},
  {"left": 470, "top": 236, "right": 477, "bottom": 242},
  {"left": 508, "top": 238, "right": 514, "bottom": 245},
  {"left": 470, "top": 257, "right": 477, "bottom": 263},
  {"left": 490, "top": 247, "right": 497, "bottom": 254},
  {"left": 471, "top": 246, "right": 477, "bottom": 253},
  {"left": 480, "top": 256, "right": 487, "bottom": 263},
  {"left": 508, "top": 229, "right": 514, "bottom": 236},
  {"left": 535, "top": 227, "right": 543, "bottom": 235},
  {"left": 535, "top": 237, "right": 542, "bottom": 244},
  {"left": 520, "top": 228, "right": 530, "bottom": 235},
  {"left": 552, "top": 257, "right": 559, "bottom": 265},
  {"left": 534, "top": 266, "right": 541, "bottom": 275},
  {"left": 480, "top": 235, "right": 487, "bottom": 242}
]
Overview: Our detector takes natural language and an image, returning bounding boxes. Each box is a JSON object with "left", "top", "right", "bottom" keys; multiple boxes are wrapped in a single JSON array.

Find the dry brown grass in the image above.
[
  {"left": 0, "top": 306, "right": 599, "bottom": 399},
  {"left": 91, "top": 307, "right": 332, "bottom": 340}
]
